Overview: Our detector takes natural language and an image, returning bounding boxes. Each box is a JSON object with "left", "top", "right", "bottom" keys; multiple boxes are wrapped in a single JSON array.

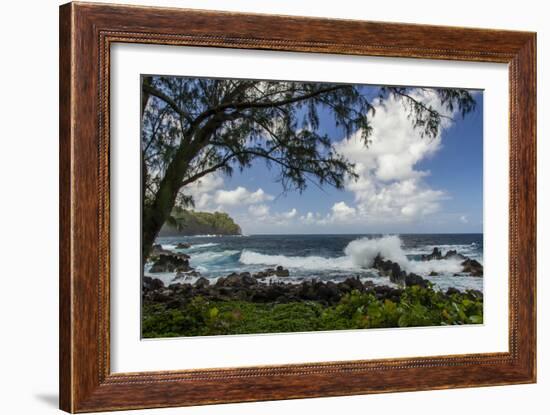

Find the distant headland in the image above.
[{"left": 159, "top": 208, "right": 241, "bottom": 236}]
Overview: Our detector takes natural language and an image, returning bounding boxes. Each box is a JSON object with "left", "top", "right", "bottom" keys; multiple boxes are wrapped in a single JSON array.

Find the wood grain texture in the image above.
[
  {"left": 59, "top": 2, "right": 537, "bottom": 412},
  {"left": 59, "top": 3, "right": 73, "bottom": 412}
]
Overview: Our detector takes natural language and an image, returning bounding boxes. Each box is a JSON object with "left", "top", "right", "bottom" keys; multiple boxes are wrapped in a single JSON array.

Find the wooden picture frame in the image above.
[{"left": 59, "top": 2, "right": 536, "bottom": 412}]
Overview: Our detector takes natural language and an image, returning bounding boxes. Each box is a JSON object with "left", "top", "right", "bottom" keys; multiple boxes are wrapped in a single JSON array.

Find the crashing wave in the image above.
[
  {"left": 239, "top": 250, "right": 355, "bottom": 271},
  {"left": 344, "top": 236, "right": 464, "bottom": 274},
  {"left": 240, "top": 235, "right": 466, "bottom": 275}
]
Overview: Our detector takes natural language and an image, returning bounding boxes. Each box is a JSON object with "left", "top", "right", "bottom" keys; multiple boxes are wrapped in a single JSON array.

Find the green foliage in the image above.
[
  {"left": 142, "top": 286, "right": 483, "bottom": 338},
  {"left": 143, "top": 78, "right": 476, "bottom": 204},
  {"left": 379, "top": 87, "right": 476, "bottom": 139},
  {"left": 142, "top": 78, "right": 373, "bottom": 207},
  {"left": 162, "top": 207, "right": 241, "bottom": 236},
  {"left": 141, "top": 77, "right": 477, "bottom": 257}
]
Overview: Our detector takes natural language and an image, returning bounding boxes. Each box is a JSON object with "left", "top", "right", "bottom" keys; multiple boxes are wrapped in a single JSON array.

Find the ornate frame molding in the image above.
[{"left": 60, "top": 2, "right": 536, "bottom": 412}]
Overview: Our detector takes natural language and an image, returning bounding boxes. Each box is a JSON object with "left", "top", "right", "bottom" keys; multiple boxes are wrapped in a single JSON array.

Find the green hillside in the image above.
[{"left": 159, "top": 207, "right": 241, "bottom": 236}]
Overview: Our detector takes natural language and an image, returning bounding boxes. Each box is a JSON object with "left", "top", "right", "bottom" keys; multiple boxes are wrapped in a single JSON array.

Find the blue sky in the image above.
[{"left": 186, "top": 87, "right": 483, "bottom": 235}]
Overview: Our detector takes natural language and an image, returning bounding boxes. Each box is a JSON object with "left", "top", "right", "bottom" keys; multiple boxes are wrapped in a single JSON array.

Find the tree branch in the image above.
[
  {"left": 191, "top": 85, "right": 348, "bottom": 129},
  {"left": 143, "top": 83, "right": 194, "bottom": 124},
  {"left": 179, "top": 155, "right": 235, "bottom": 188},
  {"left": 388, "top": 87, "right": 453, "bottom": 121}
]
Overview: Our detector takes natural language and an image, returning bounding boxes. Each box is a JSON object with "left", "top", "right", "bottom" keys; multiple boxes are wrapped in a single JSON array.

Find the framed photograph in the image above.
[{"left": 59, "top": 2, "right": 536, "bottom": 412}]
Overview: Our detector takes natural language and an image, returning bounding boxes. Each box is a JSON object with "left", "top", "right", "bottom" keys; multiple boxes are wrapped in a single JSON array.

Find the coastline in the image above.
[{"left": 142, "top": 235, "right": 484, "bottom": 338}]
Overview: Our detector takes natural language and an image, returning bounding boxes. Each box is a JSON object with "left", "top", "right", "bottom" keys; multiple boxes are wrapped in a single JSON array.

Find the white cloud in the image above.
[
  {"left": 192, "top": 193, "right": 213, "bottom": 210},
  {"left": 185, "top": 173, "right": 224, "bottom": 194},
  {"left": 180, "top": 172, "right": 275, "bottom": 213},
  {"left": 330, "top": 202, "right": 356, "bottom": 221},
  {"left": 248, "top": 206, "right": 297, "bottom": 221},
  {"left": 179, "top": 173, "right": 224, "bottom": 210},
  {"left": 280, "top": 208, "right": 298, "bottom": 219},
  {"left": 237, "top": 206, "right": 301, "bottom": 233},
  {"left": 248, "top": 204, "right": 270, "bottom": 217},
  {"left": 176, "top": 88, "right": 463, "bottom": 232},
  {"left": 300, "top": 211, "right": 320, "bottom": 225},
  {"left": 214, "top": 186, "right": 274, "bottom": 206},
  {"left": 331, "top": 89, "right": 456, "bottom": 224}
]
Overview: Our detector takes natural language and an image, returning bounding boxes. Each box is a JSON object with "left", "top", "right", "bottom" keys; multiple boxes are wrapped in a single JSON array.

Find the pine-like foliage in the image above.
[{"left": 141, "top": 76, "right": 475, "bottom": 258}]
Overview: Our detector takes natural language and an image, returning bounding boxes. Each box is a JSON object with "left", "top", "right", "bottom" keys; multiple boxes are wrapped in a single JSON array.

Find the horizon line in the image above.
[{"left": 241, "top": 231, "right": 483, "bottom": 236}]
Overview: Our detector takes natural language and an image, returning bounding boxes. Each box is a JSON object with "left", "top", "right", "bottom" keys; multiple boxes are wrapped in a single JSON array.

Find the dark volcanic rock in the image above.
[
  {"left": 372, "top": 254, "right": 429, "bottom": 287},
  {"left": 421, "top": 247, "right": 467, "bottom": 262},
  {"left": 148, "top": 288, "right": 174, "bottom": 303},
  {"left": 194, "top": 277, "right": 210, "bottom": 288},
  {"left": 150, "top": 245, "right": 174, "bottom": 258},
  {"left": 253, "top": 271, "right": 268, "bottom": 279},
  {"left": 142, "top": 250, "right": 478, "bottom": 311},
  {"left": 373, "top": 254, "right": 392, "bottom": 273},
  {"left": 322, "top": 281, "right": 342, "bottom": 303},
  {"left": 421, "top": 247, "right": 442, "bottom": 261},
  {"left": 390, "top": 262, "right": 407, "bottom": 285},
  {"left": 173, "top": 270, "right": 201, "bottom": 282},
  {"left": 306, "top": 280, "right": 341, "bottom": 304},
  {"left": 405, "top": 273, "right": 429, "bottom": 288},
  {"left": 362, "top": 280, "right": 375, "bottom": 289},
  {"left": 216, "top": 273, "right": 258, "bottom": 287},
  {"left": 142, "top": 268, "right": 481, "bottom": 310},
  {"left": 150, "top": 254, "right": 192, "bottom": 273},
  {"left": 252, "top": 285, "right": 286, "bottom": 302},
  {"left": 442, "top": 249, "right": 467, "bottom": 260},
  {"left": 175, "top": 242, "right": 191, "bottom": 249},
  {"left": 461, "top": 258, "right": 483, "bottom": 277},
  {"left": 418, "top": 247, "right": 482, "bottom": 277},
  {"left": 240, "top": 273, "right": 258, "bottom": 286},
  {"left": 275, "top": 266, "right": 290, "bottom": 277},
  {"left": 253, "top": 266, "right": 290, "bottom": 278},
  {"left": 216, "top": 273, "right": 237, "bottom": 287},
  {"left": 373, "top": 285, "right": 402, "bottom": 302},
  {"left": 341, "top": 276, "right": 364, "bottom": 292},
  {"left": 167, "top": 282, "right": 187, "bottom": 293},
  {"left": 143, "top": 276, "right": 164, "bottom": 291}
]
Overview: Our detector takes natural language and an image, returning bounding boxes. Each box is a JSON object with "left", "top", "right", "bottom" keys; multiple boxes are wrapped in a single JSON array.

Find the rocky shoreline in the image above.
[
  {"left": 144, "top": 244, "right": 483, "bottom": 307},
  {"left": 420, "top": 247, "right": 483, "bottom": 277},
  {"left": 142, "top": 243, "right": 484, "bottom": 337}
]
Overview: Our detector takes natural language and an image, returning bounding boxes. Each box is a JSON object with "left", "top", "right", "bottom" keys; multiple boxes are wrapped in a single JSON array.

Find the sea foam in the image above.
[
  {"left": 344, "top": 235, "right": 408, "bottom": 268},
  {"left": 240, "top": 235, "right": 464, "bottom": 275},
  {"left": 239, "top": 250, "right": 354, "bottom": 271},
  {"left": 344, "top": 235, "right": 463, "bottom": 274}
]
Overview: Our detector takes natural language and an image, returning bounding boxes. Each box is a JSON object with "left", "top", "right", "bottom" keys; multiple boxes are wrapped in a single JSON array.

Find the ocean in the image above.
[{"left": 147, "top": 234, "right": 484, "bottom": 292}]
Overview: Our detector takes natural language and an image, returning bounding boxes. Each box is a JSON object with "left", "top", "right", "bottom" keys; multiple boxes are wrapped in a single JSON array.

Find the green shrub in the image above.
[{"left": 142, "top": 286, "right": 483, "bottom": 338}]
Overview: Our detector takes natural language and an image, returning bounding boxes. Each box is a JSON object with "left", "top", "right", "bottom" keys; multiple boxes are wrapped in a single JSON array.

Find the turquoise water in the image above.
[{"left": 150, "top": 234, "right": 483, "bottom": 292}]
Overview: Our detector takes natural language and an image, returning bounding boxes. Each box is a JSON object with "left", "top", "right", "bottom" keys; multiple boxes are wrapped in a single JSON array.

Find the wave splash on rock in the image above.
[
  {"left": 344, "top": 235, "right": 468, "bottom": 275},
  {"left": 240, "top": 235, "right": 473, "bottom": 277}
]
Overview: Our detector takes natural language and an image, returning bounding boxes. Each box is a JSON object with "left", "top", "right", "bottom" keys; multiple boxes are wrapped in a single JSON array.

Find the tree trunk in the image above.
[
  {"left": 141, "top": 117, "right": 223, "bottom": 261},
  {"left": 141, "top": 76, "right": 152, "bottom": 261},
  {"left": 141, "top": 76, "right": 152, "bottom": 115},
  {"left": 142, "top": 152, "right": 193, "bottom": 261}
]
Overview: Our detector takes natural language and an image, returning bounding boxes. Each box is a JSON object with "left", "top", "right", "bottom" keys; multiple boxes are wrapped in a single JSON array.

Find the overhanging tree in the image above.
[{"left": 141, "top": 76, "right": 475, "bottom": 259}]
